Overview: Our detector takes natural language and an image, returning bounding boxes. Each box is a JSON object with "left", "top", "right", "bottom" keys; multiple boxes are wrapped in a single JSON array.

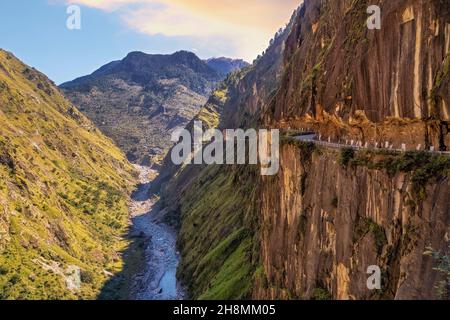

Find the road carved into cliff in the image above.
[{"left": 293, "top": 133, "right": 450, "bottom": 155}]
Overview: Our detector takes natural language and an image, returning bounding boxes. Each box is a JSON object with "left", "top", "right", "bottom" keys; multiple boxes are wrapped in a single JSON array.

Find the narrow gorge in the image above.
[{"left": 0, "top": 0, "right": 448, "bottom": 301}]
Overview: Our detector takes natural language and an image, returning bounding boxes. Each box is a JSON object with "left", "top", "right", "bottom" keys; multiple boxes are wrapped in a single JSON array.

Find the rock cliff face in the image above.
[
  {"left": 253, "top": 0, "right": 449, "bottom": 300},
  {"left": 254, "top": 143, "right": 448, "bottom": 300},
  {"left": 266, "top": 0, "right": 450, "bottom": 150}
]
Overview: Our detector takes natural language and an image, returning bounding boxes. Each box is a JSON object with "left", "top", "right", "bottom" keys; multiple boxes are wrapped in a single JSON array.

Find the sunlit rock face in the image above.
[
  {"left": 265, "top": 0, "right": 450, "bottom": 151},
  {"left": 157, "top": 0, "right": 449, "bottom": 300},
  {"left": 253, "top": 0, "right": 450, "bottom": 300}
]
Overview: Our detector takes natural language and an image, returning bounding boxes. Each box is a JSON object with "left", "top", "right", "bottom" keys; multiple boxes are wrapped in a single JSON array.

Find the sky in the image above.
[{"left": 0, "top": 0, "right": 299, "bottom": 84}]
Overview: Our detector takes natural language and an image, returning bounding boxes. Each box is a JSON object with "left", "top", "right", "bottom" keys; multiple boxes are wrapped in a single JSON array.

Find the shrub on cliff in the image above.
[{"left": 340, "top": 148, "right": 355, "bottom": 166}]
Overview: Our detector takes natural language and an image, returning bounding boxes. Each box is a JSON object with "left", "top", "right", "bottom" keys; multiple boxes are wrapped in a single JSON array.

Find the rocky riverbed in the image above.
[{"left": 128, "top": 165, "right": 185, "bottom": 300}]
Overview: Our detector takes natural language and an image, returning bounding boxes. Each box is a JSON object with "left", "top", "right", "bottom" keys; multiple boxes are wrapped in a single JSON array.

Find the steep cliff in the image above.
[
  {"left": 266, "top": 0, "right": 450, "bottom": 150},
  {"left": 0, "top": 50, "right": 135, "bottom": 299},
  {"left": 255, "top": 0, "right": 450, "bottom": 300},
  {"left": 254, "top": 142, "right": 449, "bottom": 299}
]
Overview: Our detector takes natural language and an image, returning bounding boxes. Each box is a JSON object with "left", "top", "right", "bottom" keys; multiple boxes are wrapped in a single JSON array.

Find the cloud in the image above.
[
  {"left": 67, "top": 0, "right": 140, "bottom": 11},
  {"left": 67, "top": 0, "right": 300, "bottom": 60}
]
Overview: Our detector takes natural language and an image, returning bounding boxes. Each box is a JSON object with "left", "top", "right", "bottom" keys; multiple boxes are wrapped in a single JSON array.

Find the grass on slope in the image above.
[
  {"left": 0, "top": 50, "right": 136, "bottom": 299},
  {"left": 175, "top": 164, "right": 258, "bottom": 300}
]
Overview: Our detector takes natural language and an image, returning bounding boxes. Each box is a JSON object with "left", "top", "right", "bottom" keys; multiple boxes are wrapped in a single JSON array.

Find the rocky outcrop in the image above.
[
  {"left": 253, "top": 0, "right": 449, "bottom": 300},
  {"left": 157, "top": 0, "right": 449, "bottom": 300}
]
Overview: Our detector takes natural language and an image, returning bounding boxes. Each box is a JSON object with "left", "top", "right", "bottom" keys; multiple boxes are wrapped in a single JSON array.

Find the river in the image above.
[{"left": 128, "top": 165, "right": 185, "bottom": 300}]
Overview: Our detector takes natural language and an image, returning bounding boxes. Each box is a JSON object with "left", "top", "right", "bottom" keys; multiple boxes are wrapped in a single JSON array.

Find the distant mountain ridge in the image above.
[
  {"left": 205, "top": 57, "right": 249, "bottom": 77},
  {"left": 61, "top": 51, "right": 220, "bottom": 96},
  {"left": 61, "top": 51, "right": 247, "bottom": 164}
]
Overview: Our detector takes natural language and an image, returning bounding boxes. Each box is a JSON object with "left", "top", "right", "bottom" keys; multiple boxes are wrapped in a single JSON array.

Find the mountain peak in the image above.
[
  {"left": 172, "top": 50, "right": 199, "bottom": 59},
  {"left": 122, "top": 51, "right": 150, "bottom": 62},
  {"left": 61, "top": 50, "right": 219, "bottom": 90}
]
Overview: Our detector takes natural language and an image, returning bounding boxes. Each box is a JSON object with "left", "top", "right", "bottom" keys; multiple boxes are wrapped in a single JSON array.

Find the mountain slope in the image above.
[
  {"left": 0, "top": 49, "right": 136, "bottom": 299},
  {"left": 61, "top": 51, "right": 246, "bottom": 165},
  {"left": 266, "top": 0, "right": 450, "bottom": 149}
]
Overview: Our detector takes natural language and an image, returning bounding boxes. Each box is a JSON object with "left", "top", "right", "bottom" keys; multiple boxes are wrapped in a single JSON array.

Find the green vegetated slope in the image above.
[
  {"left": 174, "top": 165, "right": 259, "bottom": 300},
  {"left": 0, "top": 49, "right": 136, "bottom": 299},
  {"left": 158, "top": 74, "right": 259, "bottom": 300},
  {"left": 156, "top": 73, "right": 257, "bottom": 299}
]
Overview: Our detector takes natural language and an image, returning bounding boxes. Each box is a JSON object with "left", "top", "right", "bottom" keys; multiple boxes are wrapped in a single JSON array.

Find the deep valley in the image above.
[{"left": 0, "top": 0, "right": 449, "bottom": 301}]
